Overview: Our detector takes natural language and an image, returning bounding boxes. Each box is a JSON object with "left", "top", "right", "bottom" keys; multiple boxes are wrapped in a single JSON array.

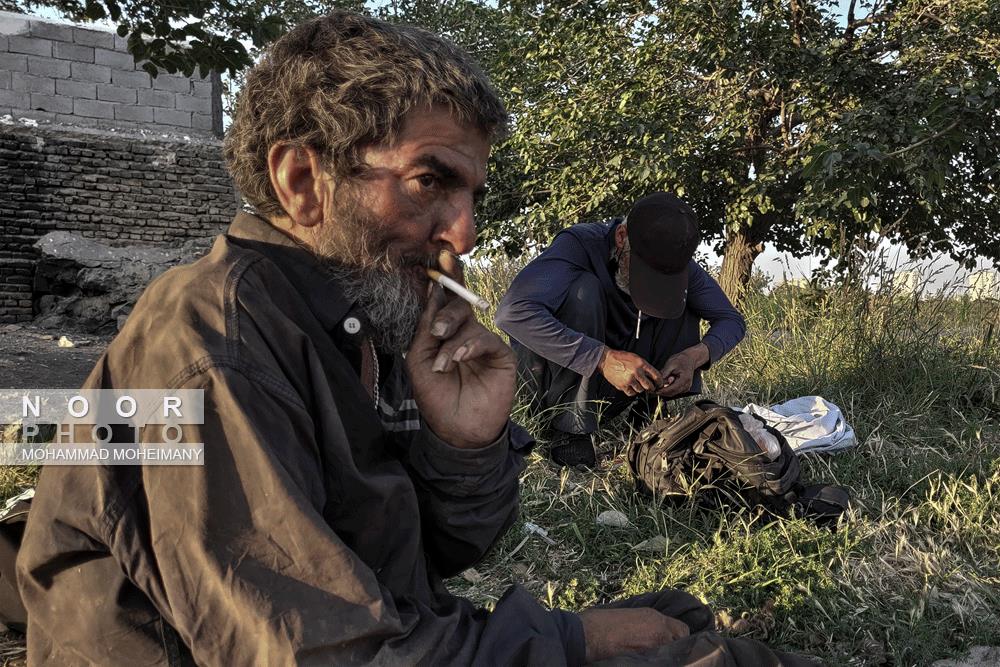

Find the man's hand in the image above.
[
  {"left": 406, "top": 264, "right": 516, "bottom": 449},
  {"left": 579, "top": 608, "right": 690, "bottom": 662},
  {"left": 598, "top": 348, "right": 662, "bottom": 397},
  {"left": 656, "top": 343, "right": 710, "bottom": 398}
]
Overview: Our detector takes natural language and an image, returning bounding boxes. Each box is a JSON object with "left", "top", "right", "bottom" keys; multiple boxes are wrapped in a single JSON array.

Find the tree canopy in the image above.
[
  {"left": 0, "top": 0, "right": 292, "bottom": 76},
  {"left": 474, "top": 0, "right": 1000, "bottom": 297},
  {"left": 6, "top": 0, "right": 999, "bottom": 297}
]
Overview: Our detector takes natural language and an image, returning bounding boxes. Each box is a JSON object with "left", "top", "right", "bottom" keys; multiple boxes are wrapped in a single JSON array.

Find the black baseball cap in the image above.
[{"left": 625, "top": 192, "right": 701, "bottom": 319}]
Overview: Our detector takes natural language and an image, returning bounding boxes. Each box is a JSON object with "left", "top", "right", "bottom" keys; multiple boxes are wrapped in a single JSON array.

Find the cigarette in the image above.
[{"left": 426, "top": 268, "right": 491, "bottom": 311}]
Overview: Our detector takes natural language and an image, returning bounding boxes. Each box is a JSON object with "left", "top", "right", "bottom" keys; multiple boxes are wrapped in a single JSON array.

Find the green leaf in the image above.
[{"left": 84, "top": 1, "right": 106, "bottom": 20}]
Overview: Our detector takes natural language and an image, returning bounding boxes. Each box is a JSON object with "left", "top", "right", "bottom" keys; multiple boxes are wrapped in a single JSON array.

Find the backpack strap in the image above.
[{"left": 795, "top": 484, "right": 850, "bottom": 526}]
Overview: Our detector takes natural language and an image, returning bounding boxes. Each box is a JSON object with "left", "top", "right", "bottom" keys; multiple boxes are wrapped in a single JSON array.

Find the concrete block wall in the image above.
[
  {"left": 0, "top": 12, "right": 237, "bottom": 323},
  {"left": 0, "top": 11, "right": 221, "bottom": 136}
]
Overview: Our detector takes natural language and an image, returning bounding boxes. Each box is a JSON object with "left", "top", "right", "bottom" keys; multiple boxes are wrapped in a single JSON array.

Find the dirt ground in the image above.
[
  {"left": 0, "top": 324, "right": 110, "bottom": 390},
  {"left": 0, "top": 323, "right": 108, "bottom": 664}
]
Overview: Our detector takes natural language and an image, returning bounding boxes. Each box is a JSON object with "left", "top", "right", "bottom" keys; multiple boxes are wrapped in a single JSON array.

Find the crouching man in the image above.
[
  {"left": 18, "top": 13, "right": 803, "bottom": 666},
  {"left": 496, "top": 193, "right": 746, "bottom": 466}
]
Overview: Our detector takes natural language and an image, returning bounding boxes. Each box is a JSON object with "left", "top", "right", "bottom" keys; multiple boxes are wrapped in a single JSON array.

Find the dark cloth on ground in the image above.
[
  {"left": 16, "top": 212, "right": 585, "bottom": 666},
  {"left": 495, "top": 220, "right": 745, "bottom": 435}
]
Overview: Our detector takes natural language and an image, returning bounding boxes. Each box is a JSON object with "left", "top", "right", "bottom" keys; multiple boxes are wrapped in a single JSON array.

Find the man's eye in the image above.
[{"left": 416, "top": 174, "right": 439, "bottom": 189}]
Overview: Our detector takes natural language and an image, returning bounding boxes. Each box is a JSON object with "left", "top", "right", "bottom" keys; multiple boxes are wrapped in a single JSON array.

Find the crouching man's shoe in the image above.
[{"left": 550, "top": 433, "right": 597, "bottom": 468}]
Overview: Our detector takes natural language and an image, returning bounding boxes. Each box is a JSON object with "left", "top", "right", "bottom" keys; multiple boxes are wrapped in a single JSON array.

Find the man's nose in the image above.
[{"left": 434, "top": 193, "right": 477, "bottom": 256}]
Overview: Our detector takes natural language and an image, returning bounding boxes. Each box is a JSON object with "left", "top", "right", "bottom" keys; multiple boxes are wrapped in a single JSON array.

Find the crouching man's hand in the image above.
[
  {"left": 598, "top": 348, "right": 662, "bottom": 397},
  {"left": 580, "top": 608, "right": 690, "bottom": 662},
  {"left": 657, "top": 343, "right": 710, "bottom": 398},
  {"left": 407, "top": 264, "right": 516, "bottom": 450}
]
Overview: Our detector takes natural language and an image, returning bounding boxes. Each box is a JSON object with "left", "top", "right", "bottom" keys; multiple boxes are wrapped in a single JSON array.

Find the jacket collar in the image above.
[{"left": 226, "top": 211, "right": 355, "bottom": 333}]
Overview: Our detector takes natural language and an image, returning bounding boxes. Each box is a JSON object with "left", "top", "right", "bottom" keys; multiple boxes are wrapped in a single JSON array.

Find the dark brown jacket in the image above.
[{"left": 17, "top": 213, "right": 585, "bottom": 666}]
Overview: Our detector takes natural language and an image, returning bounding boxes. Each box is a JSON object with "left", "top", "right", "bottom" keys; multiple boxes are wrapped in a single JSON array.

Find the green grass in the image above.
[
  {"left": 1, "top": 262, "right": 997, "bottom": 666},
  {"left": 458, "top": 262, "right": 1000, "bottom": 666},
  {"left": 0, "top": 425, "right": 37, "bottom": 503}
]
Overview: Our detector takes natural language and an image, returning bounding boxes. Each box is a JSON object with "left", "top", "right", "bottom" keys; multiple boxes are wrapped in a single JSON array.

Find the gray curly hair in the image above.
[{"left": 223, "top": 11, "right": 509, "bottom": 218}]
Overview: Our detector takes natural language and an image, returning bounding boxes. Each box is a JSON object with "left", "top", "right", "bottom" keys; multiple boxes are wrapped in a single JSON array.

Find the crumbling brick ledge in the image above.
[{"left": 0, "top": 120, "right": 238, "bottom": 323}]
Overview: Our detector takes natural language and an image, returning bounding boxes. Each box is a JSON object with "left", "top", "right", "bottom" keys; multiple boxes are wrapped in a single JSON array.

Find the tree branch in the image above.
[
  {"left": 885, "top": 120, "right": 960, "bottom": 157},
  {"left": 844, "top": 12, "right": 891, "bottom": 34},
  {"left": 789, "top": 0, "right": 803, "bottom": 47},
  {"left": 844, "top": 0, "right": 858, "bottom": 39},
  {"left": 844, "top": 0, "right": 892, "bottom": 39}
]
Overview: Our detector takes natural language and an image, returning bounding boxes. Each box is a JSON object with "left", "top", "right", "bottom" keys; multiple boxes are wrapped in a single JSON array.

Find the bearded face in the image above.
[
  {"left": 311, "top": 186, "right": 435, "bottom": 354},
  {"left": 287, "top": 109, "right": 490, "bottom": 354},
  {"left": 614, "top": 235, "right": 631, "bottom": 295}
]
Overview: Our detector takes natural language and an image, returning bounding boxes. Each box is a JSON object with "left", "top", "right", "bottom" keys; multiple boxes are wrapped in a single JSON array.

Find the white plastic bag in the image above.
[{"left": 737, "top": 412, "right": 783, "bottom": 461}]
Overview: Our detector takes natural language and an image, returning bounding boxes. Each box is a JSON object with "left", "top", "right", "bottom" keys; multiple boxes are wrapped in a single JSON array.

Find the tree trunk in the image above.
[{"left": 719, "top": 225, "right": 765, "bottom": 304}]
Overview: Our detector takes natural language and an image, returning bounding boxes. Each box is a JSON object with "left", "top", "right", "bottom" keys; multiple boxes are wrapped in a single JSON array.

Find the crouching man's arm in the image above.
[
  {"left": 685, "top": 262, "right": 746, "bottom": 365},
  {"left": 494, "top": 233, "right": 608, "bottom": 378}
]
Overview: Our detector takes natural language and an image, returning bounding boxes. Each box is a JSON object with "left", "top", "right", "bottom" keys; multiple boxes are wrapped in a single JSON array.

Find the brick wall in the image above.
[
  {"left": 0, "top": 12, "right": 237, "bottom": 323},
  {"left": 0, "top": 11, "right": 221, "bottom": 135},
  {"left": 0, "top": 123, "right": 238, "bottom": 323}
]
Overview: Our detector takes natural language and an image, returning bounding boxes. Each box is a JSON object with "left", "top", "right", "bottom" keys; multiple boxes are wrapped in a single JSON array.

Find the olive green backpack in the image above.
[{"left": 628, "top": 400, "right": 849, "bottom": 525}]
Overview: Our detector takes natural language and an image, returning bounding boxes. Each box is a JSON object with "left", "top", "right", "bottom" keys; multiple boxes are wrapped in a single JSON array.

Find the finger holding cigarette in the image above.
[
  {"left": 426, "top": 268, "right": 490, "bottom": 311},
  {"left": 406, "top": 256, "right": 517, "bottom": 450},
  {"left": 412, "top": 264, "right": 507, "bottom": 376}
]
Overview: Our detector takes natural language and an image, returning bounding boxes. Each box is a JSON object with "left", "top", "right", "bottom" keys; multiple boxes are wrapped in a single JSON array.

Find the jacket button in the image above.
[{"left": 343, "top": 317, "right": 362, "bottom": 335}]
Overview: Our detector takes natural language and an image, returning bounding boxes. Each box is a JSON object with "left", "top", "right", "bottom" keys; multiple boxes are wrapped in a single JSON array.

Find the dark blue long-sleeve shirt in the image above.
[{"left": 495, "top": 220, "right": 746, "bottom": 377}]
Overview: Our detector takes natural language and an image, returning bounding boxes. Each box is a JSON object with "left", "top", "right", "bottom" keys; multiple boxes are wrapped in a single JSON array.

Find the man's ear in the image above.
[
  {"left": 267, "top": 143, "right": 328, "bottom": 228},
  {"left": 615, "top": 223, "right": 628, "bottom": 250}
]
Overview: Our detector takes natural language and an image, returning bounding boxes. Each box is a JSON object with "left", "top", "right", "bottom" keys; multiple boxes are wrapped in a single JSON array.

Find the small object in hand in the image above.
[{"left": 426, "top": 268, "right": 490, "bottom": 311}]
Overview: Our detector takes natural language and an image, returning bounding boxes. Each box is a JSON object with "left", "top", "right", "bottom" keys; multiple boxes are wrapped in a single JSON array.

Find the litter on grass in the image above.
[{"left": 596, "top": 510, "right": 632, "bottom": 529}]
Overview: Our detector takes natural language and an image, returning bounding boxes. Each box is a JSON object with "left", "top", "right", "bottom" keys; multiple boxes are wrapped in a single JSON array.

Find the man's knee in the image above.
[{"left": 512, "top": 342, "right": 545, "bottom": 388}]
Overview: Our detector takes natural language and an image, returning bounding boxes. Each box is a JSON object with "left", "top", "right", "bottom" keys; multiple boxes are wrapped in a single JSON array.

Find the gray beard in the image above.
[
  {"left": 310, "top": 191, "right": 427, "bottom": 355},
  {"left": 326, "top": 264, "right": 423, "bottom": 354},
  {"left": 615, "top": 260, "right": 631, "bottom": 294}
]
